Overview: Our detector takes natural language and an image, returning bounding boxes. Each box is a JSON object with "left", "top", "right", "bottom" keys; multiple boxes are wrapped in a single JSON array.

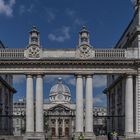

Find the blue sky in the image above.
[{"left": 0, "top": 0, "right": 135, "bottom": 106}]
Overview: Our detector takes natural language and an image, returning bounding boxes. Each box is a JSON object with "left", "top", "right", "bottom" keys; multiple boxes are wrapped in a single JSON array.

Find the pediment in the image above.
[{"left": 48, "top": 104, "right": 71, "bottom": 112}]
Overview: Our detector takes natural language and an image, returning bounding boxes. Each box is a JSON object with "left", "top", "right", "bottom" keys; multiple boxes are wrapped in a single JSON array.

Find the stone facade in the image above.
[
  {"left": 0, "top": 41, "right": 16, "bottom": 135},
  {"left": 1, "top": 2, "right": 140, "bottom": 140},
  {"left": 105, "top": 1, "right": 140, "bottom": 139}
]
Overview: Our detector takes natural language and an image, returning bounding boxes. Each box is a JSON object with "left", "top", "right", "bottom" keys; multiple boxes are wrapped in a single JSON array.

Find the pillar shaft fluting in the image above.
[
  {"left": 36, "top": 75, "right": 44, "bottom": 133},
  {"left": 26, "top": 75, "right": 34, "bottom": 133},
  {"left": 85, "top": 75, "right": 93, "bottom": 132},
  {"left": 125, "top": 75, "right": 133, "bottom": 134},
  {"left": 76, "top": 75, "right": 84, "bottom": 132}
]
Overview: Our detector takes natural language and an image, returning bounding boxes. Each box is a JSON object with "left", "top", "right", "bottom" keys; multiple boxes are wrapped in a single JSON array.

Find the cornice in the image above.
[{"left": 0, "top": 59, "right": 135, "bottom": 65}]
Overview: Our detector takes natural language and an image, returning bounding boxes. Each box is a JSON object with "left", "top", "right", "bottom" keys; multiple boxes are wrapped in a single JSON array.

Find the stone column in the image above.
[
  {"left": 135, "top": 74, "right": 140, "bottom": 133},
  {"left": 36, "top": 75, "right": 44, "bottom": 133},
  {"left": 107, "top": 92, "right": 110, "bottom": 133},
  {"left": 55, "top": 119, "right": 58, "bottom": 136},
  {"left": 76, "top": 75, "right": 84, "bottom": 133},
  {"left": 26, "top": 75, "right": 34, "bottom": 133},
  {"left": 62, "top": 119, "right": 65, "bottom": 136},
  {"left": 85, "top": 75, "right": 93, "bottom": 133},
  {"left": 125, "top": 75, "right": 133, "bottom": 135}
]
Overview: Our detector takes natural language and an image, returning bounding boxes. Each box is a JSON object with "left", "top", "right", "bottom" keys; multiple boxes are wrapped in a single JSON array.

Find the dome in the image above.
[
  {"left": 49, "top": 77, "right": 71, "bottom": 103},
  {"left": 50, "top": 77, "right": 70, "bottom": 95}
]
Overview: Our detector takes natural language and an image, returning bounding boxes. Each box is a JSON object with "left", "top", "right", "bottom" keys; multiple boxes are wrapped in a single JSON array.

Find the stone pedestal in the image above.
[
  {"left": 84, "top": 132, "right": 96, "bottom": 140},
  {"left": 74, "top": 132, "right": 96, "bottom": 140},
  {"left": 23, "top": 132, "right": 45, "bottom": 140}
]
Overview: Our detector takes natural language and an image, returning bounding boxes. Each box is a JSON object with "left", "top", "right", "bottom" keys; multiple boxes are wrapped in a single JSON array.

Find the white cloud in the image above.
[
  {"left": 66, "top": 8, "right": 76, "bottom": 17},
  {"left": 27, "top": 4, "right": 34, "bottom": 13},
  {"left": 67, "top": 78, "right": 75, "bottom": 86},
  {"left": 45, "top": 75, "right": 106, "bottom": 88},
  {"left": 19, "top": 5, "right": 25, "bottom": 15},
  {"left": 74, "top": 18, "right": 85, "bottom": 26},
  {"left": 13, "top": 75, "right": 25, "bottom": 84},
  {"left": 66, "top": 8, "right": 85, "bottom": 26},
  {"left": 94, "top": 94, "right": 106, "bottom": 106},
  {"left": 0, "top": 0, "right": 16, "bottom": 17},
  {"left": 48, "top": 26, "right": 71, "bottom": 42},
  {"left": 19, "top": 4, "right": 34, "bottom": 15},
  {"left": 93, "top": 75, "right": 107, "bottom": 88},
  {"left": 45, "top": 8, "right": 56, "bottom": 23}
]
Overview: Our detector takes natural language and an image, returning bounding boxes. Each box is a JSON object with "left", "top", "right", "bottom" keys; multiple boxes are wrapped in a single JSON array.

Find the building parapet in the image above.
[{"left": 0, "top": 48, "right": 135, "bottom": 60}]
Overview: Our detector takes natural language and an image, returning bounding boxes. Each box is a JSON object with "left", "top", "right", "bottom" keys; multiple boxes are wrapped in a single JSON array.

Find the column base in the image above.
[
  {"left": 74, "top": 132, "right": 83, "bottom": 140},
  {"left": 23, "top": 132, "right": 45, "bottom": 140},
  {"left": 125, "top": 132, "right": 135, "bottom": 139},
  {"left": 74, "top": 132, "right": 96, "bottom": 140},
  {"left": 84, "top": 132, "right": 96, "bottom": 140}
]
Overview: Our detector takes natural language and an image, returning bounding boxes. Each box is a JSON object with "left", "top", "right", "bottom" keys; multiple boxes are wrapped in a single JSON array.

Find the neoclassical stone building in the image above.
[
  {"left": 44, "top": 78, "right": 75, "bottom": 139},
  {"left": 0, "top": 41, "right": 16, "bottom": 135},
  {"left": 104, "top": 0, "right": 140, "bottom": 138},
  {"left": 1, "top": 1, "right": 140, "bottom": 140}
]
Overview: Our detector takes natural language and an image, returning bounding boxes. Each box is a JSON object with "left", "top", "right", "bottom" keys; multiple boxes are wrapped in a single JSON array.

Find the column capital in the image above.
[
  {"left": 26, "top": 74, "right": 33, "bottom": 78},
  {"left": 126, "top": 75, "right": 133, "bottom": 78},
  {"left": 75, "top": 74, "right": 83, "bottom": 78},
  {"left": 36, "top": 74, "right": 44, "bottom": 78},
  {"left": 85, "top": 75, "right": 93, "bottom": 78}
]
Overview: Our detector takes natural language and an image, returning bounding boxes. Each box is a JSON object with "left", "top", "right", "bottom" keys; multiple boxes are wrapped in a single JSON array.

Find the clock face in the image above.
[
  {"left": 79, "top": 44, "right": 91, "bottom": 58},
  {"left": 57, "top": 94, "right": 64, "bottom": 100},
  {"left": 28, "top": 45, "right": 40, "bottom": 58}
]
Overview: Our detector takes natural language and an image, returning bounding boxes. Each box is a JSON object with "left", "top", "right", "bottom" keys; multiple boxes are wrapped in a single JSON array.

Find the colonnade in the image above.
[
  {"left": 25, "top": 74, "right": 136, "bottom": 137},
  {"left": 107, "top": 74, "right": 137, "bottom": 136},
  {"left": 26, "top": 75, "right": 44, "bottom": 134},
  {"left": 76, "top": 75, "right": 94, "bottom": 135},
  {"left": 55, "top": 118, "right": 67, "bottom": 136},
  {"left": 25, "top": 74, "right": 94, "bottom": 137}
]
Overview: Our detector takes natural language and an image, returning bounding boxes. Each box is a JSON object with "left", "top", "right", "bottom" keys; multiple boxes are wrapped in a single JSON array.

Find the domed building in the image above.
[
  {"left": 44, "top": 78, "right": 76, "bottom": 140},
  {"left": 49, "top": 77, "right": 71, "bottom": 103}
]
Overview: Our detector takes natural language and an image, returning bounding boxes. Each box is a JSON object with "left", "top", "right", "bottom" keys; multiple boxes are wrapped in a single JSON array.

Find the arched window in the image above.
[
  {"left": 65, "top": 127, "right": 69, "bottom": 136},
  {"left": 58, "top": 127, "right": 62, "bottom": 136},
  {"left": 52, "top": 127, "right": 55, "bottom": 136}
]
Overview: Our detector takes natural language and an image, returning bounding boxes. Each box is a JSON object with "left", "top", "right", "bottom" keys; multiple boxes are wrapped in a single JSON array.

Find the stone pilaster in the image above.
[{"left": 125, "top": 75, "right": 134, "bottom": 137}]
